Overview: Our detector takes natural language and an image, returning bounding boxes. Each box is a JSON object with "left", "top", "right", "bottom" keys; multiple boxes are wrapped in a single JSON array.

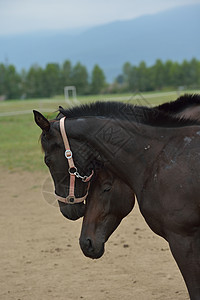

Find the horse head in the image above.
[
  {"left": 79, "top": 168, "right": 135, "bottom": 259},
  {"left": 33, "top": 110, "right": 96, "bottom": 220}
]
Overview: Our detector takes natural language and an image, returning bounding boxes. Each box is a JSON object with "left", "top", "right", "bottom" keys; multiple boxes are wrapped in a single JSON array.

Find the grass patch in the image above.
[{"left": 0, "top": 114, "right": 46, "bottom": 171}]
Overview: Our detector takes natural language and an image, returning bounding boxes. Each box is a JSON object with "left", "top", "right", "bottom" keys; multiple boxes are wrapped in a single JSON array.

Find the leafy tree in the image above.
[
  {"left": 90, "top": 64, "right": 106, "bottom": 94},
  {"left": 189, "top": 58, "right": 199, "bottom": 87},
  {"left": 152, "top": 59, "right": 165, "bottom": 90},
  {"left": 26, "top": 65, "right": 44, "bottom": 98},
  {"left": 164, "top": 60, "right": 174, "bottom": 87},
  {"left": 43, "top": 63, "right": 60, "bottom": 97},
  {"left": 128, "top": 66, "right": 142, "bottom": 91},
  {"left": 123, "top": 62, "right": 132, "bottom": 85},
  {"left": 0, "top": 63, "right": 6, "bottom": 96},
  {"left": 198, "top": 60, "right": 200, "bottom": 86},
  {"left": 61, "top": 60, "right": 72, "bottom": 87},
  {"left": 71, "top": 62, "right": 89, "bottom": 94},
  {"left": 4, "top": 65, "right": 21, "bottom": 99},
  {"left": 169, "top": 62, "right": 182, "bottom": 87},
  {"left": 20, "top": 69, "right": 27, "bottom": 98},
  {"left": 137, "top": 61, "right": 149, "bottom": 91}
]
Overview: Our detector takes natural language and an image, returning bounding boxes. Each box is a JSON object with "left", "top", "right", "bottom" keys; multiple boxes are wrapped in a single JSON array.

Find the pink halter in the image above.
[{"left": 56, "top": 117, "right": 94, "bottom": 204}]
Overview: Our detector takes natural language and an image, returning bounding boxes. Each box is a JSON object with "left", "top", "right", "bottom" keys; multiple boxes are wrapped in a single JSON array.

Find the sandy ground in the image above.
[{"left": 1, "top": 169, "right": 189, "bottom": 300}]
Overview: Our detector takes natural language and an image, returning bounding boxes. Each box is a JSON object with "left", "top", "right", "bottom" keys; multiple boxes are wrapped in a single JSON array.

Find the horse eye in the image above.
[{"left": 103, "top": 185, "right": 112, "bottom": 192}]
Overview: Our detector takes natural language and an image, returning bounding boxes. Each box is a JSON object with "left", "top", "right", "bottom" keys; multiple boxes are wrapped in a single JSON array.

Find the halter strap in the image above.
[
  {"left": 60, "top": 117, "right": 75, "bottom": 170},
  {"left": 56, "top": 117, "right": 93, "bottom": 204}
]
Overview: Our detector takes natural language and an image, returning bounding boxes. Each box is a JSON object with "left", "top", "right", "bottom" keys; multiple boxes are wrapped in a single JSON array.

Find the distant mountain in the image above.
[{"left": 0, "top": 4, "right": 200, "bottom": 82}]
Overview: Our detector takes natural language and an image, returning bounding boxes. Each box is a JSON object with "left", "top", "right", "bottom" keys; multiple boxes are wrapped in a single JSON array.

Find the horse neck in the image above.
[
  {"left": 99, "top": 120, "right": 167, "bottom": 194},
  {"left": 68, "top": 117, "right": 167, "bottom": 193}
]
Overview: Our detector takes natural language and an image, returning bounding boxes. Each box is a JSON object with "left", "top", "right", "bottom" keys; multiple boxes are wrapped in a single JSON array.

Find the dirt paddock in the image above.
[{"left": 1, "top": 169, "right": 189, "bottom": 299}]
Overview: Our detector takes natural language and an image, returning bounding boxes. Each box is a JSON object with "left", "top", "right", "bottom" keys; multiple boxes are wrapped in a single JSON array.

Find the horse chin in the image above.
[
  {"left": 58, "top": 201, "right": 85, "bottom": 220},
  {"left": 79, "top": 239, "right": 105, "bottom": 259},
  {"left": 84, "top": 245, "right": 105, "bottom": 259}
]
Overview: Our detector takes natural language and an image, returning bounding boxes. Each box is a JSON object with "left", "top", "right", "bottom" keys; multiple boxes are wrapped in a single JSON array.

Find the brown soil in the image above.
[{"left": 1, "top": 169, "right": 189, "bottom": 300}]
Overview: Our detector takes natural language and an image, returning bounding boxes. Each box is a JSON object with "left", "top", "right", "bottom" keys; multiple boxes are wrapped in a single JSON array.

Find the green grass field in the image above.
[{"left": 1, "top": 90, "right": 199, "bottom": 172}]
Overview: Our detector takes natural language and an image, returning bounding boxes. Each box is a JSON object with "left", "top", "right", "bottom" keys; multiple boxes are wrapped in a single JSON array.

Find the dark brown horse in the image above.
[{"left": 34, "top": 94, "right": 200, "bottom": 300}]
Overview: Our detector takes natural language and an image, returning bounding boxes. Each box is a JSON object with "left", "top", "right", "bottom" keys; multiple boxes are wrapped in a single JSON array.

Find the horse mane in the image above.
[
  {"left": 57, "top": 94, "right": 200, "bottom": 128},
  {"left": 156, "top": 94, "right": 200, "bottom": 113}
]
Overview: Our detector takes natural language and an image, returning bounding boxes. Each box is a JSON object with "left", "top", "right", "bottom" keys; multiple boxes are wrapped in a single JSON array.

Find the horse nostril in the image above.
[
  {"left": 86, "top": 238, "right": 93, "bottom": 251},
  {"left": 80, "top": 237, "right": 94, "bottom": 253}
]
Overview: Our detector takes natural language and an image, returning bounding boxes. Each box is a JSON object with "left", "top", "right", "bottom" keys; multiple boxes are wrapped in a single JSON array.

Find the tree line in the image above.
[
  {"left": 0, "top": 61, "right": 106, "bottom": 99},
  {"left": 118, "top": 58, "right": 200, "bottom": 93},
  {"left": 0, "top": 58, "right": 200, "bottom": 100}
]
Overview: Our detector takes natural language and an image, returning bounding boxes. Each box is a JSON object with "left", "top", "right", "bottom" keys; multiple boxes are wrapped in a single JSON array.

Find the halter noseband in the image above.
[{"left": 56, "top": 117, "right": 94, "bottom": 204}]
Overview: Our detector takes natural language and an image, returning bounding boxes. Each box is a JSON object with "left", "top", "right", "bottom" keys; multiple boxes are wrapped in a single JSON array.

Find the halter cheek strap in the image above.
[{"left": 55, "top": 117, "right": 93, "bottom": 204}]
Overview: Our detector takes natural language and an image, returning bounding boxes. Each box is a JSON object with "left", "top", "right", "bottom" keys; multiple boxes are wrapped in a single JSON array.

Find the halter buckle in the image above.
[
  {"left": 65, "top": 149, "right": 72, "bottom": 159},
  {"left": 69, "top": 166, "right": 77, "bottom": 175},
  {"left": 66, "top": 195, "right": 75, "bottom": 203}
]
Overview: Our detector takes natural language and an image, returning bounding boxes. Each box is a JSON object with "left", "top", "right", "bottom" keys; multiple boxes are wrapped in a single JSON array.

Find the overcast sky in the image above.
[{"left": 0, "top": 0, "right": 200, "bottom": 35}]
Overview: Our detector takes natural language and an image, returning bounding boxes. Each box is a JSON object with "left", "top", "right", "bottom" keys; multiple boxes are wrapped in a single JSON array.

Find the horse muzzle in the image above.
[{"left": 79, "top": 236, "right": 105, "bottom": 259}]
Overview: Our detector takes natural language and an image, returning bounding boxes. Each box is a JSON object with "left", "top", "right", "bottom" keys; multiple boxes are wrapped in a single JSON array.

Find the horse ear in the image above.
[{"left": 33, "top": 110, "right": 50, "bottom": 132}]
